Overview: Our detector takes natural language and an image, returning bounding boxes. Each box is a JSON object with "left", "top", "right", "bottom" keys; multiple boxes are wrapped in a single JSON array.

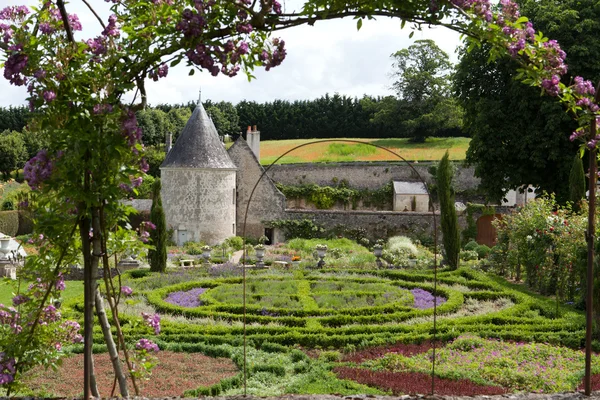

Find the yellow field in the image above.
[{"left": 259, "top": 137, "right": 470, "bottom": 165}]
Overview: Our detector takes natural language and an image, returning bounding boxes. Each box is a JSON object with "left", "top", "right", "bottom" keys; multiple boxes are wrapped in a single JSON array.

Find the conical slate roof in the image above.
[{"left": 161, "top": 103, "right": 236, "bottom": 169}]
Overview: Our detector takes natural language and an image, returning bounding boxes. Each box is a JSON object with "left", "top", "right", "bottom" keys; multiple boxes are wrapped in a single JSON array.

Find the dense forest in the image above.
[{"left": 0, "top": 93, "right": 464, "bottom": 147}]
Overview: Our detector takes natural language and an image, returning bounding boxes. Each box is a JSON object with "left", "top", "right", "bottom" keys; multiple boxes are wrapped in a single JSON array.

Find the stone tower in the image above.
[{"left": 160, "top": 103, "right": 237, "bottom": 246}]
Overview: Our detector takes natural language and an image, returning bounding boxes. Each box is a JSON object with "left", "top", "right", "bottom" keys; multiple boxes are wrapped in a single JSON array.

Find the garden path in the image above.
[{"left": 231, "top": 249, "right": 244, "bottom": 264}]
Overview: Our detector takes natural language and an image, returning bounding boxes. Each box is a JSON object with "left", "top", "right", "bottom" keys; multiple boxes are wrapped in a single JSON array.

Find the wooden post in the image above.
[{"left": 585, "top": 117, "right": 597, "bottom": 396}]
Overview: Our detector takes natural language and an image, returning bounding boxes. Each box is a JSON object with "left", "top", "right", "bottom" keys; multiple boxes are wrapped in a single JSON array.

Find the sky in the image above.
[{"left": 0, "top": 1, "right": 462, "bottom": 108}]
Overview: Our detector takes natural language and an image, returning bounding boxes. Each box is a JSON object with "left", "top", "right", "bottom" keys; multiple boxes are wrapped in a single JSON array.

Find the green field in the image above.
[{"left": 259, "top": 137, "right": 470, "bottom": 165}]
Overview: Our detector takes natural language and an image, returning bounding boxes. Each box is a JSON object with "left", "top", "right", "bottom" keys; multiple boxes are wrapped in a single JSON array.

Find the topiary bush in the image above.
[
  {"left": 463, "top": 240, "right": 479, "bottom": 252},
  {"left": 0, "top": 210, "right": 19, "bottom": 236},
  {"left": 475, "top": 244, "right": 491, "bottom": 259}
]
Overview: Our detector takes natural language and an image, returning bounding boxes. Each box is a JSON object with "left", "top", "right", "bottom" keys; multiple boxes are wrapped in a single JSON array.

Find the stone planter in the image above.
[
  {"left": 255, "top": 248, "right": 265, "bottom": 259},
  {"left": 0, "top": 238, "right": 10, "bottom": 251}
]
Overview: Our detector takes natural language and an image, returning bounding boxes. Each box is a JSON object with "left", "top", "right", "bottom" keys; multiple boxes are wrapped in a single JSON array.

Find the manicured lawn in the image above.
[
  {"left": 259, "top": 137, "right": 470, "bottom": 165},
  {"left": 0, "top": 279, "right": 84, "bottom": 307}
]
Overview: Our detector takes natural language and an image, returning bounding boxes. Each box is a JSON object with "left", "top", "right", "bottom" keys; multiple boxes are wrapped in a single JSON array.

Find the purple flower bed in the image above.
[
  {"left": 164, "top": 287, "right": 206, "bottom": 308},
  {"left": 411, "top": 288, "right": 446, "bottom": 309}
]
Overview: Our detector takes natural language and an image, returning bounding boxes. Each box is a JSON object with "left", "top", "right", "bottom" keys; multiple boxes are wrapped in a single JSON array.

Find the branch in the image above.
[
  {"left": 55, "top": 0, "right": 75, "bottom": 43},
  {"left": 81, "top": 0, "right": 106, "bottom": 29}
]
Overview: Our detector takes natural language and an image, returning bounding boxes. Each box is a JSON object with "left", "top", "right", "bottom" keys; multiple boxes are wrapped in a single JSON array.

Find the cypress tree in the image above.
[
  {"left": 149, "top": 178, "right": 167, "bottom": 272},
  {"left": 569, "top": 153, "right": 585, "bottom": 212},
  {"left": 437, "top": 151, "right": 460, "bottom": 270}
]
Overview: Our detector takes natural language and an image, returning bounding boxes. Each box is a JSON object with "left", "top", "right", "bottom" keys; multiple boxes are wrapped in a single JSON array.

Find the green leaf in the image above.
[
  {"left": 170, "top": 59, "right": 181, "bottom": 67},
  {"left": 189, "top": 69, "right": 195, "bottom": 76},
  {"left": 356, "top": 18, "right": 363, "bottom": 31},
  {"left": 409, "top": 31, "right": 414, "bottom": 39},
  {"left": 515, "top": 16, "right": 529, "bottom": 24}
]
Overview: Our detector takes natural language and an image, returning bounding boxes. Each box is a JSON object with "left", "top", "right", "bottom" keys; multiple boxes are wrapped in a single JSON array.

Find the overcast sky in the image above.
[{"left": 0, "top": 1, "right": 462, "bottom": 108}]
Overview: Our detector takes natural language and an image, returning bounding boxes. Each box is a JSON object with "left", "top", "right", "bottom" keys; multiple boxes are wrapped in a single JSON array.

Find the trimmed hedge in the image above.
[
  {"left": 17, "top": 210, "right": 33, "bottom": 235},
  {"left": 0, "top": 210, "right": 19, "bottom": 236}
]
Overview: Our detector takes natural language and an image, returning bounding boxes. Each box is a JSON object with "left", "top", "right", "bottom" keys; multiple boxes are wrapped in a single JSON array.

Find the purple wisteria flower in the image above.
[
  {"left": 11, "top": 294, "right": 29, "bottom": 306},
  {"left": 43, "top": 91, "right": 56, "bottom": 102},
  {"left": 141, "top": 312, "right": 161, "bottom": 334},
  {"left": 0, "top": 353, "right": 16, "bottom": 386},
  {"left": 23, "top": 149, "right": 54, "bottom": 190},
  {"left": 0, "top": 6, "right": 30, "bottom": 21},
  {"left": 62, "top": 320, "right": 83, "bottom": 343},
  {"left": 136, "top": 338, "right": 159, "bottom": 352},
  {"left": 42, "top": 304, "right": 61, "bottom": 324},
  {"left": 164, "top": 287, "right": 205, "bottom": 308},
  {"left": 102, "top": 14, "right": 120, "bottom": 37},
  {"left": 121, "top": 286, "right": 133, "bottom": 296},
  {"left": 410, "top": 288, "right": 447, "bottom": 310},
  {"left": 0, "top": 305, "right": 21, "bottom": 334}
]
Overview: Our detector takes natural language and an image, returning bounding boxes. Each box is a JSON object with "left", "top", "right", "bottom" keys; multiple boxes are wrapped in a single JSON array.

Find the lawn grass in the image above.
[
  {"left": 0, "top": 278, "right": 84, "bottom": 306},
  {"left": 259, "top": 137, "right": 470, "bottom": 165}
]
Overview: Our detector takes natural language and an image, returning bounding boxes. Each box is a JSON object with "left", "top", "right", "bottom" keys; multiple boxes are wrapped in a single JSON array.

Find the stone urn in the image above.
[
  {"left": 0, "top": 237, "right": 10, "bottom": 251},
  {"left": 201, "top": 246, "right": 212, "bottom": 264},
  {"left": 0, "top": 237, "right": 10, "bottom": 260},
  {"left": 373, "top": 245, "right": 383, "bottom": 268},
  {"left": 315, "top": 244, "right": 327, "bottom": 268},
  {"left": 254, "top": 245, "right": 265, "bottom": 268}
]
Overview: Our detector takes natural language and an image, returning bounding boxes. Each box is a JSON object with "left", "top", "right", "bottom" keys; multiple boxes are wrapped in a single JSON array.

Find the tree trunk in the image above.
[
  {"left": 95, "top": 289, "right": 129, "bottom": 397},
  {"left": 98, "top": 205, "right": 141, "bottom": 396},
  {"left": 79, "top": 211, "right": 96, "bottom": 399}
]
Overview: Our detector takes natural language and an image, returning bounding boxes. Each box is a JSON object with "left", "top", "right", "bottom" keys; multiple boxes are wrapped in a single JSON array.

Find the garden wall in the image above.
[
  {"left": 280, "top": 209, "right": 452, "bottom": 241},
  {"left": 266, "top": 162, "right": 480, "bottom": 192}
]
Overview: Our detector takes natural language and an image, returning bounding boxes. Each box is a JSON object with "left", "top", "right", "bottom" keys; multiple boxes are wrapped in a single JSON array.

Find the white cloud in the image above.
[{"left": 0, "top": 3, "right": 461, "bottom": 108}]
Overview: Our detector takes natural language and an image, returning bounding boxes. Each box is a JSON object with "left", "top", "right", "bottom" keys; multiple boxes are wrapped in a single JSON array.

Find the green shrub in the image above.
[
  {"left": 437, "top": 151, "right": 460, "bottom": 269},
  {"left": 133, "top": 174, "right": 155, "bottom": 199},
  {"left": 149, "top": 178, "right": 167, "bottom": 273},
  {"left": 224, "top": 236, "right": 244, "bottom": 251},
  {"left": 251, "top": 364, "right": 286, "bottom": 377},
  {"left": 290, "top": 349, "right": 309, "bottom": 363},
  {"left": 475, "top": 244, "right": 491, "bottom": 259},
  {"left": 260, "top": 342, "right": 289, "bottom": 353},
  {"left": 184, "top": 241, "right": 207, "bottom": 255},
  {"left": 16, "top": 210, "right": 33, "bottom": 235},
  {"left": 460, "top": 250, "right": 478, "bottom": 261},
  {"left": 387, "top": 236, "right": 418, "bottom": 257},
  {"left": 463, "top": 240, "right": 478, "bottom": 252},
  {"left": 0, "top": 210, "right": 19, "bottom": 236}
]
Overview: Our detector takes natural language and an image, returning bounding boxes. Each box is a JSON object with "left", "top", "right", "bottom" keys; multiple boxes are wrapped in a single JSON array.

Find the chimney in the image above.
[
  {"left": 246, "top": 125, "right": 260, "bottom": 160},
  {"left": 166, "top": 132, "right": 173, "bottom": 154}
]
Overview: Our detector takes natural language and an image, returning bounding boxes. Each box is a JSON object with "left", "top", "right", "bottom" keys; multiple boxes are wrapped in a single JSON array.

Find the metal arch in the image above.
[{"left": 240, "top": 139, "right": 440, "bottom": 396}]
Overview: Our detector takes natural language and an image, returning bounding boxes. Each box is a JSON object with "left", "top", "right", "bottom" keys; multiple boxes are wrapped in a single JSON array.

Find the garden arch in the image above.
[{"left": 240, "top": 139, "right": 441, "bottom": 394}]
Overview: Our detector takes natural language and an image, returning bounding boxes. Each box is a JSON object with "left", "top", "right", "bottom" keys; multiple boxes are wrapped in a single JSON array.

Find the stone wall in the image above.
[
  {"left": 228, "top": 138, "right": 286, "bottom": 238},
  {"left": 281, "top": 209, "right": 455, "bottom": 241},
  {"left": 266, "top": 162, "right": 480, "bottom": 192},
  {"left": 161, "top": 167, "right": 236, "bottom": 245}
]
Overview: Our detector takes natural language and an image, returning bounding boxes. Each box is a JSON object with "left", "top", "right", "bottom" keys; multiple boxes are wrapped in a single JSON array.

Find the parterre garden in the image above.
[{"left": 9, "top": 231, "right": 599, "bottom": 397}]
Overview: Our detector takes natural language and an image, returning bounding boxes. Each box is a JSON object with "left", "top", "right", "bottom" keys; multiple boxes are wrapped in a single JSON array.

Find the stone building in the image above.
[
  {"left": 392, "top": 181, "right": 429, "bottom": 212},
  {"left": 160, "top": 103, "right": 237, "bottom": 245},
  {"left": 227, "top": 136, "right": 286, "bottom": 242}
]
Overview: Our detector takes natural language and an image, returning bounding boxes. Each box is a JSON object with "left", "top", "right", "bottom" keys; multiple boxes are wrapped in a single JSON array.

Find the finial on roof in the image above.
[{"left": 198, "top": 88, "right": 202, "bottom": 104}]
